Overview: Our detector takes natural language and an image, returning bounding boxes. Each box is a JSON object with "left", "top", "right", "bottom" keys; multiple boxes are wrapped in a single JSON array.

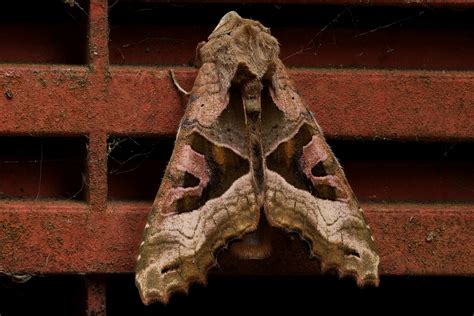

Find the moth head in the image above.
[
  {"left": 209, "top": 11, "right": 242, "bottom": 39},
  {"left": 209, "top": 11, "right": 271, "bottom": 39},
  {"left": 200, "top": 11, "right": 279, "bottom": 80}
]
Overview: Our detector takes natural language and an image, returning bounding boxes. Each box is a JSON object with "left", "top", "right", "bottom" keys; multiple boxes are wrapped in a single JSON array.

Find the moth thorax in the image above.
[{"left": 242, "top": 79, "right": 263, "bottom": 113}]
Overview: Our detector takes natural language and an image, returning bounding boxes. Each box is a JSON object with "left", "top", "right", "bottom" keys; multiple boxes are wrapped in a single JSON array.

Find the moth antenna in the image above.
[{"left": 169, "top": 69, "right": 191, "bottom": 96}]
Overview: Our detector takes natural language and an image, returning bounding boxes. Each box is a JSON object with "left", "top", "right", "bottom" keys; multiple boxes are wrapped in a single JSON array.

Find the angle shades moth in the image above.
[{"left": 136, "top": 11, "right": 379, "bottom": 305}]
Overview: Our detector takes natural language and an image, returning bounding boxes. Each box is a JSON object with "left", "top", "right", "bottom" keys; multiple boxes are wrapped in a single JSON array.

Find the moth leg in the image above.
[{"left": 169, "top": 69, "right": 191, "bottom": 96}]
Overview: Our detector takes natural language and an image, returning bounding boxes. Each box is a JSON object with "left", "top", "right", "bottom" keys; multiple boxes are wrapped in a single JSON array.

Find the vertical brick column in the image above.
[
  {"left": 86, "top": 275, "right": 107, "bottom": 316},
  {"left": 86, "top": 2, "right": 109, "bottom": 314},
  {"left": 87, "top": 0, "right": 109, "bottom": 212},
  {"left": 88, "top": 0, "right": 109, "bottom": 73},
  {"left": 87, "top": 132, "right": 108, "bottom": 211}
]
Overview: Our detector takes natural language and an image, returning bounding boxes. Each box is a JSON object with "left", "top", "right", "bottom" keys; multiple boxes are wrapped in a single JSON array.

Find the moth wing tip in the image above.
[{"left": 355, "top": 272, "right": 380, "bottom": 288}]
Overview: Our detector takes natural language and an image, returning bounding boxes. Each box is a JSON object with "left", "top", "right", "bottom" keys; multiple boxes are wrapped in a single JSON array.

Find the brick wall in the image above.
[{"left": 0, "top": 1, "right": 473, "bottom": 314}]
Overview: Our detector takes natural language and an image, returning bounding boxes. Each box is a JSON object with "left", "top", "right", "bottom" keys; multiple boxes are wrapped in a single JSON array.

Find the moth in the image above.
[{"left": 136, "top": 11, "right": 379, "bottom": 305}]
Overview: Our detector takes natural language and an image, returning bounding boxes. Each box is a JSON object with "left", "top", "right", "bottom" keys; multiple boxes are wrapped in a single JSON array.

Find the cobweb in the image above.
[
  {"left": 0, "top": 4, "right": 470, "bottom": 202},
  {"left": 282, "top": 6, "right": 427, "bottom": 62}
]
